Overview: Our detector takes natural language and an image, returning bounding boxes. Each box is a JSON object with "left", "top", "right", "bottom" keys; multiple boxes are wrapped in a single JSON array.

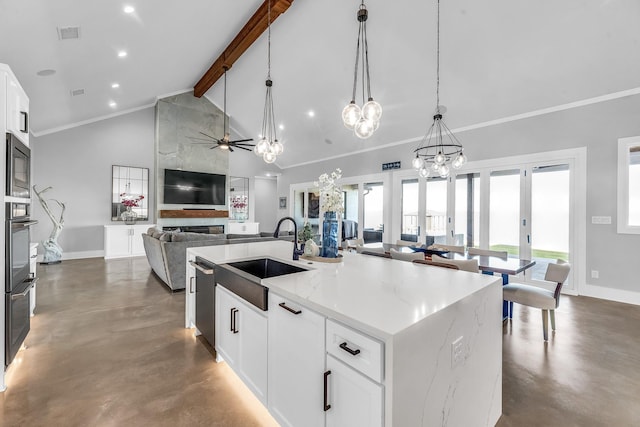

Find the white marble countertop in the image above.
[{"left": 188, "top": 240, "right": 500, "bottom": 340}]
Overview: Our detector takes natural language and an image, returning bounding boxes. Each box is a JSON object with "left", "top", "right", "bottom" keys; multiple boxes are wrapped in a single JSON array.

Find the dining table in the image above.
[
  {"left": 362, "top": 243, "right": 536, "bottom": 320},
  {"left": 446, "top": 253, "right": 536, "bottom": 319}
]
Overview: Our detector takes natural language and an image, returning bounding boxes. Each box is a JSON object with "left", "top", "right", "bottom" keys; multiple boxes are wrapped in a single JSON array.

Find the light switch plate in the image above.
[{"left": 591, "top": 216, "right": 612, "bottom": 225}]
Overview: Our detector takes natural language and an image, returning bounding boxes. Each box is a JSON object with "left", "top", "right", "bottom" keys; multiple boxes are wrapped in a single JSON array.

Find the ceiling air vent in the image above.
[
  {"left": 70, "top": 89, "right": 85, "bottom": 97},
  {"left": 57, "top": 26, "right": 80, "bottom": 40}
]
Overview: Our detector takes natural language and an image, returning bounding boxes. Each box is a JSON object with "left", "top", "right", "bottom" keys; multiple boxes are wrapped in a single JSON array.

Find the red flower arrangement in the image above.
[
  {"left": 231, "top": 195, "right": 248, "bottom": 209},
  {"left": 120, "top": 193, "right": 144, "bottom": 208}
]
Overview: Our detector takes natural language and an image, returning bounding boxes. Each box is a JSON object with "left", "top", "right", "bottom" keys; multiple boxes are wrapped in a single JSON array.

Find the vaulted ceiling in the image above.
[{"left": 1, "top": 0, "right": 639, "bottom": 169}]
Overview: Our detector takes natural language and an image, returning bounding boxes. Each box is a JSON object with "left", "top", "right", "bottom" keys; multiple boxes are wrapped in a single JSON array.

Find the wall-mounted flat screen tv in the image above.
[{"left": 163, "top": 169, "right": 226, "bottom": 205}]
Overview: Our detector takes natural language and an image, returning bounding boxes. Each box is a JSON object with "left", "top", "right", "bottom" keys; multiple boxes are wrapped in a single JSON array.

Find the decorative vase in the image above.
[
  {"left": 121, "top": 206, "right": 138, "bottom": 225},
  {"left": 234, "top": 208, "right": 248, "bottom": 222},
  {"left": 305, "top": 239, "right": 319, "bottom": 257},
  {"left": 321, "top": 211, "right": 339, "bottom": 258}
]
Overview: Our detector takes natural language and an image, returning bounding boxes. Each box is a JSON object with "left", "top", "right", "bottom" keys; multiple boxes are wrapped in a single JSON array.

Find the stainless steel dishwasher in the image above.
[{"left": 193, "top": 257, "right": 216, "bottom": 349}]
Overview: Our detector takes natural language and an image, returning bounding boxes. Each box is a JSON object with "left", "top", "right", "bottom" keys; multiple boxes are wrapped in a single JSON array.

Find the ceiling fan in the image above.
[{"left": 188, "top": 67, "right": 255, "bottom": 152}]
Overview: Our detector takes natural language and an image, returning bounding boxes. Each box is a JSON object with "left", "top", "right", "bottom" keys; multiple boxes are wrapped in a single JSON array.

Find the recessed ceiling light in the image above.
[
  {"left": 117, "top": 51, "right": 127, "bottom": 58},
  {"left": 279, "top": 124, "right": 284, "bottom": 130},
  {"left": 109, "top": 101, "right": 117, "bottom": 108},
  {"left": 36, "top": 69, "right": 56, "bottom": 77},
  {"left": 123, "top": 5, "right": 135, "bottom": 14},
  {"left": 308, "top": 111, "right": 315, "bottom": 117},
  {"left": 111, "top": 83, "right": 120, "bottom": 88}
]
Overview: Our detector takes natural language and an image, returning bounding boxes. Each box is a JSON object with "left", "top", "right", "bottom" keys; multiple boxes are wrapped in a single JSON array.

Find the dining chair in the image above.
[
  {"left": 389, "top": 248, "right": 424, "bottom": 262},
  {"left": 360, "top": 249, "right": 391, "bottom": 258},
  {"left": 468, "top": 247, "right": 508, "bottom": 259},
  {"left": 502, "top": 260, "right": 571, "bottom": 341},
  {"left": 356, "top": 244, "right": 384, "bottom": 254},
  {"left": 431, "top": 254, "right": 479, "bottom": 273},
  {"left": 344, "top": 238, "right": 364, "bottom": 251},
  {"left": 395, "top": 239, "right": 416, "bottom": 247},
  {"left": 413, "top": 259, "right": 460, "bottom": 270},
  {"left": 428, "top": 244, "right": 465, "bottom": 254}
]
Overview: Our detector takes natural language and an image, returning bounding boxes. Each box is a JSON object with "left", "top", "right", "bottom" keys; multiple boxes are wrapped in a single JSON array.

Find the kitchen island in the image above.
[{"left": 186, "top": 240, "right": 502, "bottom": 426}]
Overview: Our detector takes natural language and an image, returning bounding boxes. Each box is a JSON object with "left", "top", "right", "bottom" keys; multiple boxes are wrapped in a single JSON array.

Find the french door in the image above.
[
  {"left": 481, "top": 159, "right": 575, "bottom": 290},
  {"left": 392, "top": 150, "right": 583, "bottom": 292}
]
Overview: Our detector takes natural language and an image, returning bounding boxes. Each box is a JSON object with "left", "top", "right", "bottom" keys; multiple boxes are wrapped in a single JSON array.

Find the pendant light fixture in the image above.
[
  {"left": 412, "top": 0, "right": 467, "bottom": 178},
  {"left": 342, "top": 1, "right": 382, "bottom": 139},
  {"left": 254, "top": 0, "right": 283, "bottom": 164}
]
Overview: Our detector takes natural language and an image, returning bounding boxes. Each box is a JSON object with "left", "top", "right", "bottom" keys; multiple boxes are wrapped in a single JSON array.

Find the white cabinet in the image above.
[
  {"left": 215, "top": 285, "right": 268, "bottom": 404},
  {"left": 325, "top": 320, "right": 384, "bottom": 427},
  {"left": 268, "top": 293, "right": 326, "bottom": 427},
  {"left": 227, "top": 221, "right": 259, "bottom": 235},
  {"left": 104, "top": 224, "right": 152, "bottom": 259},
  {"left": 5, "top": 70, "right": 29, "bottom": 146},
  {"left": 325, "top": 355, "right": 383, "bottom": 427},
  {"left": 29, "top": 243, "right": 38, "bottom": 317}
]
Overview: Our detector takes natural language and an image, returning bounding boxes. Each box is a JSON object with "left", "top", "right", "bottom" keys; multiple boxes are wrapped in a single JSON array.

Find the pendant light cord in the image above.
[
  {"left": 262, "top": 0, "right": 277, "bottom": 143},
  {"left": 267, "top": 0, "right": 271, "bottom": 80},
  {"left": 436, "top": 0, "right": 440, "bottom": 110},
  {"left": 351, "top": 19, "right": 361, "bottom": 102}
]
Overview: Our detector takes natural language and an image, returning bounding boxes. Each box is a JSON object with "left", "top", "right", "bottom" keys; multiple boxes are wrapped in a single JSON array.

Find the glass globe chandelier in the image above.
[
  {"left": 254, "top": 0, "right": 283, "bottom": 164},
  {"left": 342, "top": 1, "right": 382, "bottom": 139},
  {"left": 412, "top": 0, "right": 467, "bottom": 178}
]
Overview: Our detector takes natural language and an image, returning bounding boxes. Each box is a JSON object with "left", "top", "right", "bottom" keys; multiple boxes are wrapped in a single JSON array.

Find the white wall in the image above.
[
  {"left": 254, "top": 177, "right": 278, "bottom": 232},
  {"left": 31, "top": 108, "right": 156, "bottom": 258},
  {"left": 277, "top": 94, "right": 640, "bottom": 301}
]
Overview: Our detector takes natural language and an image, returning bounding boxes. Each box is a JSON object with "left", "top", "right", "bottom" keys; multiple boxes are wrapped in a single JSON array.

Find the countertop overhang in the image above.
[{"left": 188, "top": 240, "right": 501, "bottom": 339}]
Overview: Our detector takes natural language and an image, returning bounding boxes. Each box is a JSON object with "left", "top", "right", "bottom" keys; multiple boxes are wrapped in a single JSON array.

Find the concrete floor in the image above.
[{"left": 1, "top": 257, "right": 639, "bottom": 426}]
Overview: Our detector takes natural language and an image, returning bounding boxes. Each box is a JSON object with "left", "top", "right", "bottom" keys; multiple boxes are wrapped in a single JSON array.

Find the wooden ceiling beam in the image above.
[{"left": 193, "top": 0, "right": 294, "bottom": 98}]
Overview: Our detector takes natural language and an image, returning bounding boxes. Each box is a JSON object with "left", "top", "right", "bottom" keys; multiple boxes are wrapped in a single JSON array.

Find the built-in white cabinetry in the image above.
[
  {"left": 325, "top": 320, "right": 384, "bottom": 427},
  {"left": 227, "top": 222, "right": 259, "bottom": 235},
  {"left": 5, "top": 69, "right": 29, "bottom": 146},
  {"left": 325, "top": 355, "right": 383, "bottom": 427},
  {"left": 104, "top": 224, "right": 152, "bottom": 259},
  {"left": 29, "top": 243, "right": 38, "bottom": 317},
  {"left": 215, "top": 285, "right": 268, "bottom": 404},
  {"left": 268, "top": 293, "right": 326, "bottom": 427}
]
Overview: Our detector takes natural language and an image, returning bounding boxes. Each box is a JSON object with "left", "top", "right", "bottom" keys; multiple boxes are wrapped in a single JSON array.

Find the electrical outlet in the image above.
[
  {"left": 451, "top": 336, "right": 464, "bottom": 368},
  {"left": 591, "top": 270, "right": 599, "bottom": 279}
]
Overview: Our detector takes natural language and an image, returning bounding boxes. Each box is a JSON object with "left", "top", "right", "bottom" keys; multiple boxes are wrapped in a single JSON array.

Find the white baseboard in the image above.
[
  {"left": 581, "top": 283, "right": 640, "bottom": 306},
  {"left": 36, "top": 250, "right": 105, "bottom": 263}
]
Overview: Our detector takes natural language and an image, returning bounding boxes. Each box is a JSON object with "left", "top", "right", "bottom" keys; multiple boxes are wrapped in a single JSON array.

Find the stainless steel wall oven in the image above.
[{"left": 5, "top": 202, "right": 37, "bottom": 366}]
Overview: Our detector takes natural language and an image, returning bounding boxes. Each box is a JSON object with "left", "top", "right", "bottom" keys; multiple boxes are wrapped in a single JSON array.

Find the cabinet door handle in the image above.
[
  {"left": 231, "top": 308, "right": 239, "bottom": 333},
  {"left": 189, "top": 261, "right": 214, "bottom": 275},
  {"left": 189, "top": 277, "right": 195, "bottom": 294},
  {"left": 278, "top": 302, "right": 302, "bottom": 315},
  {"left": 339, "top": 342, "right": 361, "bottom": 356},
  {"left": 20, "top": 111, "right": 28, "bottom": 133},
  {"left": 323, "top": 370, "right": 332, "bottom": 411}
]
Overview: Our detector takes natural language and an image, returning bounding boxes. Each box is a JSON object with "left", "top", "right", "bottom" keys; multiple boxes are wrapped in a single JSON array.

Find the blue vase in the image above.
[{"left": 322, "top": 211, "right": 339, "bottom": 258}]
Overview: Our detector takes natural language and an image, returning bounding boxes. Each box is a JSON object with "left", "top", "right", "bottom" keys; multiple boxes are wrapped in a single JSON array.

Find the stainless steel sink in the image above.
[{"left": 215, "top": 258, "right": 308, "bottom": 311}]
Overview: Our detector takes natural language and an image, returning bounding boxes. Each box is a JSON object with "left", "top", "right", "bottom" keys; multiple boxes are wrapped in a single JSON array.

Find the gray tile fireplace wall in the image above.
[{"left": 155, "top": 92, "right": 229, "bottom": 229}]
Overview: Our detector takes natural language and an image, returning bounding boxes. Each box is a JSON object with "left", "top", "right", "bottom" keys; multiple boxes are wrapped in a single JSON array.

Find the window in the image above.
[
  {"left": 455, "top": 173, "right": 480, "bottom": 247},
  {"left": 401, "top": 179, "right": 419, "bottom": 241},
  {"left": 617, "top": 137, "right": 640, "bottom": 234},
  {"left": 363, "top": 182, "right": 384, "bottom": 243},
  {"left": 425, "top": 178, "right": 448, "bottom": 246}
]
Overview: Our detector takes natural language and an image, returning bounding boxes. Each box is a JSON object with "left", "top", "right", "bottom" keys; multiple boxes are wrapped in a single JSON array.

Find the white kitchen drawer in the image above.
[{"left": 326, "top": 319, "right": 384, "bottom": 383}]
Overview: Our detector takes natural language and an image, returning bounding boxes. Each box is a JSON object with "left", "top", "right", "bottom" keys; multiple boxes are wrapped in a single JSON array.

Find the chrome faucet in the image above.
[{"left": 274, "top": 216, "right": 304, "bottom": 260}]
